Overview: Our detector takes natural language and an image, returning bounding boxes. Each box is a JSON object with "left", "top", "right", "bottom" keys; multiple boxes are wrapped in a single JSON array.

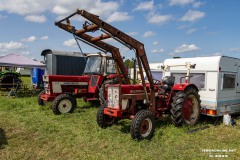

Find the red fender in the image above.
[{"left": 171, "top": 83, "right": 198, "bottom": 92}]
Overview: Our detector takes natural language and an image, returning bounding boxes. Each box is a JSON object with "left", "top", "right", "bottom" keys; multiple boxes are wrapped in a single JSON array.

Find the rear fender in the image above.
[{"left": 172, "top": 83, "right": 198, "bottom": 92}]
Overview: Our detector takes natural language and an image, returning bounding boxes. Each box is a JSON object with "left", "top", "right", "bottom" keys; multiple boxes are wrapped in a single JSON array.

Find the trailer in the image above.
[{"left": 163, "top": 56, "right": 240, "bottom": 117}]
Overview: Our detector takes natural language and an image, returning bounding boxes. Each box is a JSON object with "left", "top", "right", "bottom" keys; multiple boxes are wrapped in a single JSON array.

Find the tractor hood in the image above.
[{"left": 47, "top": 75, "right": 89, "bottom": 82}]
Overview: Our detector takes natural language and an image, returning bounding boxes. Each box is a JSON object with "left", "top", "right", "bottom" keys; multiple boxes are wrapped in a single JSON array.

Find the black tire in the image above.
[
  {"left": 170, "top": 88, "right": 201, "bottom": 127},
  {"left": 99, "top": 79, "right": 114, "bottom": 105},
  {"left": 97, "top": 104, "right": 116, "bottom": 128},
  {"left": 89, "top": 100, "right": 99, "bottom": 106},
  {"left": 0, "top": 74, "right": 21, "bottom": 89},
  {"left": 52, "top": 94, "right": 76, "bottom": 115},
  {"left": 130, "top": 110, "right": 156, "bottom": 140},
  {"left": 99, "top": 78, "right": 125, "bottom": 105},
  {"left": 37, "top": 90, "right": 45, "bottom": 106}
]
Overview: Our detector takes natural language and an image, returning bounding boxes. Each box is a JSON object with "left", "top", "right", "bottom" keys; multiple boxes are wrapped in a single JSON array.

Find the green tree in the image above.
[{"left": 124, "top": 59, "right": 134, "bottom": 69}]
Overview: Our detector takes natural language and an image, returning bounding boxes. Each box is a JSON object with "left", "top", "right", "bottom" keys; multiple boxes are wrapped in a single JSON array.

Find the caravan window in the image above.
[
  {"left": 152, "top": 71, "right": 163, "bottom": 81},
  {"left": 144, "top": 71, "right": 163, "bottom": 81},
  {"left": 222, "top": 73, "right": 236, "bottom": 89},
  {"left": 171, "top": 73, "right": 205, "bottom": 89}
]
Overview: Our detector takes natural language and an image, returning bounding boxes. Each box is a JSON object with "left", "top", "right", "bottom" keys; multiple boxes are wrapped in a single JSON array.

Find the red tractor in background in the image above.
[{"left": 38, "top": 53, "right": 123, "bottom": 114}]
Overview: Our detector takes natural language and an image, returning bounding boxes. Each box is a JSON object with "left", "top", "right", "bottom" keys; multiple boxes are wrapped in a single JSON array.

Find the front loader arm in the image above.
[
  {"left": 55, "top": 19, "right": 129, "bottom": 84},
  {"left": 77, "top": 10, "right": 154, "bottom": 88},
  {"left": 55, "top": 9, "right": 155, "bottom": 113}
]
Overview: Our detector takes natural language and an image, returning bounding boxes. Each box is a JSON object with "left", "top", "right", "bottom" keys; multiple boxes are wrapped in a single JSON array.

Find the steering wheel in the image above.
[{"left": 153, "top": 79, "right": 161, "bottom": 84}]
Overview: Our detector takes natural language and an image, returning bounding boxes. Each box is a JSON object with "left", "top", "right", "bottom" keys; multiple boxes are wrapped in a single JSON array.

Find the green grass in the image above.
[
  {"left": 0, "top": 96, "right": 240, "bottom": 160},
  {"left": 21, "top": 76, "right": 31, "bottom": 85}
]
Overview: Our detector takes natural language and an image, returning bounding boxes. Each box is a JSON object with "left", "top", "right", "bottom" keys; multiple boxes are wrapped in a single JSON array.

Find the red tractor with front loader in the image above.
[{"left": 55, "top": 9, "right": 201, "bottom": 140}]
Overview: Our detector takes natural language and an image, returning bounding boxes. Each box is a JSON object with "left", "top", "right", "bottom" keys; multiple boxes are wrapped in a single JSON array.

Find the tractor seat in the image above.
[{"left": 162, "top": 76, "right": 175, "bottom": 90}]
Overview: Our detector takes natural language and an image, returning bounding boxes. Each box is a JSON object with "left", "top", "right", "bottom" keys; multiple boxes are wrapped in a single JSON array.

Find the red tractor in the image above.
[{"left": 38, "top": 53, "right": 124, "bottom": 114}]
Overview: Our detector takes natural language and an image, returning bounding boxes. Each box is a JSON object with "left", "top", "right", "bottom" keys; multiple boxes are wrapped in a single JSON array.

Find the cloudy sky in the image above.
[{"left": 0, "top": 0, "right": 240, "bottom": 62}]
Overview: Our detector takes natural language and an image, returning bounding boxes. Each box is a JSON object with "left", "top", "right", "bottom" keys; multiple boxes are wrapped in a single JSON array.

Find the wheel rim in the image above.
[
  {"left": 58, "top": 99, "right": 72, "bottom": 113},
  {"left": 140, "top": 118, "right": 152, "bottom": 137},
  {"left": 183, "top": 95, "right": 198, "bottom": 123}
]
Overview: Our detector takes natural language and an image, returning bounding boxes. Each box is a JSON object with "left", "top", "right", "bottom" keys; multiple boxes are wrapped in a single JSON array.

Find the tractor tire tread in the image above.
[
  {"left": 52, "top": 94, "right": 76, "bottom": 115},
  {"left": 130, "top": 110, "right": 156, "bottom": 140}
]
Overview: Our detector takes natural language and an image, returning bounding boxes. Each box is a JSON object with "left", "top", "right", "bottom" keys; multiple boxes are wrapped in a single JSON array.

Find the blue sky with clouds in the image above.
[{"left": 0, "top": 0, "right": 240, "bottom": 62}]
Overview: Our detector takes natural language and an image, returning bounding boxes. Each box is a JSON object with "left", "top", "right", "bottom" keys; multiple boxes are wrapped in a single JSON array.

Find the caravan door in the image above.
[{"left": 237, "top": 67, "right": 240, "bottom": 93}]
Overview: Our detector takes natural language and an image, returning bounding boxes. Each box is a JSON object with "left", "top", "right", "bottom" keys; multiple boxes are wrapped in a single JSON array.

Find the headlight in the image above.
[
  {"left": 107, "top": 86, "right": 119, "bottom": 109},
  {"left": 112, "top": 87, "right": 119, "bottom": 108},
  {"left": 107, "top": 87, "right": 113, "bottom": 106}
]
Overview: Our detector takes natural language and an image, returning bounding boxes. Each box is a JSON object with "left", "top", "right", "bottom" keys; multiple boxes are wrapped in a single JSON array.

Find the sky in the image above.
[{"left": 0, "top": 0, "right": 240, "bottom": 63}]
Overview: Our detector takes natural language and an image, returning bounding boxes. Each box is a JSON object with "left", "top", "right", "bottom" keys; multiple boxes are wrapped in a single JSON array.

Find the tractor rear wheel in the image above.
[
  {"left": 130, "top": 110, "right": 156, "bottom": 140},
  {"left": 52, "top": 94, "right": 76, "bottom": 115},
  {"left": 96, "top": 104, "right": 116, "bottom": 128},
  {"left": 37, "top": 90, "right": 45, "bottom": 106},
  {"left": 170, "top": 88, "right": 201, "bottom": 126}
]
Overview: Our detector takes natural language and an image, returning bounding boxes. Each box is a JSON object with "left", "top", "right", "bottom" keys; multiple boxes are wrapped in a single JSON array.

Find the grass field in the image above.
[{"left": 0, "top": 77, "right": 240, "bottom": 159}]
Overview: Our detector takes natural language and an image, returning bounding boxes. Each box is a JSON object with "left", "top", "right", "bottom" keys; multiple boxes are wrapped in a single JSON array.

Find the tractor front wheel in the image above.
[
  {"left": 170, "top": 88, "right": 201, "bottom": 126},
  {"left": 97, "top": 105, "right": 116, "bottom": 128},
  {"left": 52, "top": 94, "right": 76, "bottom": 115},
  {"left": 130, "top": 110, "right": 156, "bottom": 140},
  {"left": 37, "top": 90, "right": 45, "bottom": 106}
]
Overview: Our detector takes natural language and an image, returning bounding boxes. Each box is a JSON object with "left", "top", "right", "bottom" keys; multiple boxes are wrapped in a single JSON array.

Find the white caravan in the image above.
[
  {"left": 149, "top": 63, "right": 163, "bottom": 81},
  {"left": 140, "top": 63, "right": 163, "bottom": 81},
  {"left": 163, "top": 56, "right": 240, "bottom": 117}
]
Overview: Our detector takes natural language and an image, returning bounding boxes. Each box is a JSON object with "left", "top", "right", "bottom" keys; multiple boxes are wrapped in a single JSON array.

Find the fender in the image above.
[{"left": 171, "top": 83, "right": 198, "bottom": 92}]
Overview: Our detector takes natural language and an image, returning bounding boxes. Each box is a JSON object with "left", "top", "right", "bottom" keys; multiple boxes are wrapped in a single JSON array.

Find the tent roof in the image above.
[{"left": 0, "top": 53, "right": 46, "bottom": 68}]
